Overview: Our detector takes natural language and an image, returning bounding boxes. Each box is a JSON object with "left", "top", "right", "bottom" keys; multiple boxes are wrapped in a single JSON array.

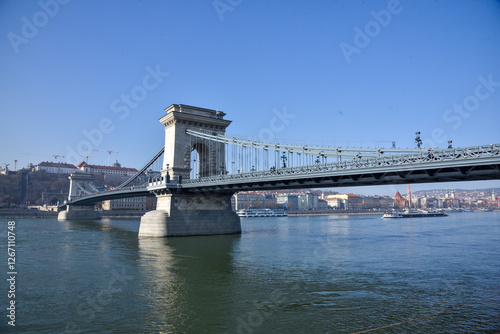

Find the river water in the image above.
[{"left": 1, "top": 212, "right": 499, "bottom": 333}]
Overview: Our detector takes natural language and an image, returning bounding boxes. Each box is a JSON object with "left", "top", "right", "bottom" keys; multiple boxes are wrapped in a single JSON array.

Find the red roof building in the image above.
[
  {"left": 76, "top": 161, "right": 138, "bottom": 177},
  {"left": 35, "top": 162, "right": 78, "bottom": 174},
  {"left": 393, "top": 191, "right": 407, "bottom": 208}
]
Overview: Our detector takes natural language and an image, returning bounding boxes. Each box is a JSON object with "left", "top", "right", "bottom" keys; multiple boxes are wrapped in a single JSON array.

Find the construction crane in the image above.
[
  {"left": 22, "top": 153, "right": 66, "bottom": 161},
  {"left": 82, "top": 154, "right": 98, "bottom": 163},
  {"left": 89, "top": 150, "right": 118, "bottom": 166}
]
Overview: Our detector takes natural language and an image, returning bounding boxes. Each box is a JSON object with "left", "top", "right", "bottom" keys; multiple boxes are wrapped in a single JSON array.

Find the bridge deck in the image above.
[
  {"left": 61, "top": 144, "right": 500, "bottom": 206},
  {"left": 180, "top": 155, "right": 500, "bottom": 192}
]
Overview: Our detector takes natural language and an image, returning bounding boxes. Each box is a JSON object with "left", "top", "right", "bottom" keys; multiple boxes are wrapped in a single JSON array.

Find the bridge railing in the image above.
[
  {"left": 89, "top": 182, "right": 149, "bottom": 196},
  {"left": 182, "top": 144, "right": 500, "bottom": 184},
  {"left": 63, "top": 181, "right": 151, "bottom": 204}
]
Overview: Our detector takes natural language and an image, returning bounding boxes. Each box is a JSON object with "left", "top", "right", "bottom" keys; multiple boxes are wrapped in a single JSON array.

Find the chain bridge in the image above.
[{"left": 58, "top": 104, "right": 500, "bottom": 237}]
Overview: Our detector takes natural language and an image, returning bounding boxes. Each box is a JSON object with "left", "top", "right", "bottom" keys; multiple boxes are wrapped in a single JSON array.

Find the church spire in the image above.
[{"left": 407, "top": 184, "right": 411, "bottom": 208}]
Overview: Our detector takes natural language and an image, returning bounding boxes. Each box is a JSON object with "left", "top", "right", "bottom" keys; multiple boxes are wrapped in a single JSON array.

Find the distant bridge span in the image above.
[{"left": 63, "top": 187, "right": 154, "bottom": 207}]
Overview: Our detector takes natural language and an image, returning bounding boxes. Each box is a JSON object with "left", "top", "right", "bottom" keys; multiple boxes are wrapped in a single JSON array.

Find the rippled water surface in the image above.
[{"left": 1, "top": 212, "right": 500, "bottom": 333}]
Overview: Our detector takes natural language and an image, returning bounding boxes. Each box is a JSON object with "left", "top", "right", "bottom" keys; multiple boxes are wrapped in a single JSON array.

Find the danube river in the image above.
[{"left": 1, "top": 212, "right": 499, "bottom": 333}]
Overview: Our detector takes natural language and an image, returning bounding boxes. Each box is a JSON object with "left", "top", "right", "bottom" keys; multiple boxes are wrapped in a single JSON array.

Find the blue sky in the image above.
[{"left": 1, "top": 0, "right": 499, "bottom": 195}]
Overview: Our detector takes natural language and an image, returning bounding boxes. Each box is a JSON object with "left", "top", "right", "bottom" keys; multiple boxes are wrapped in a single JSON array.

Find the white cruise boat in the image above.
[
  {"left": 236, "top": 209, "right": 288, "bottom": 217},
  {"left": 382, "top": 211, "right": 403, "bottom": 218}
]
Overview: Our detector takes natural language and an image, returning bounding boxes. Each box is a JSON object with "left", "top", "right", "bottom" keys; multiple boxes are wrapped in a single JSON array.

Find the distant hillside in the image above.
[
  {"left": 412, "top": 188, "right": 499, "bottom": 197},
  {"left": 0, "top": 171, "right": 69, "bottom": 206},
  {"left": 0, "top": 170, "right": 147, "bottom": 207},
  {"left": 0, "top": 172, "right": 22, "bottom": 204}
]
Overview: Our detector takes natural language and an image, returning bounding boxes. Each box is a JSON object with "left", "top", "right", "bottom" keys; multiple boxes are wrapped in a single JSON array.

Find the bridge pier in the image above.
[
  {"left": 57, "top": 173, "right": 102, "bottom": 220},
  {"left": 57, "top": 205, "right": 102, "bottom": 221},
  {"left": 139, "top": 192, "right": 241, "bottom": 237},
  {"left": 139, "top": 104, "right": 241, "bottom": 237}
]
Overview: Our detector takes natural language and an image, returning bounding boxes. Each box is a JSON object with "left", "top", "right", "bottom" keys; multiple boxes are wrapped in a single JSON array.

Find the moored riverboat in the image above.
[
  {"left": 383, "top": 209, "right": 448, "bottom": 218},
  {"left": 236, "top": 209, "right": 288, "bottom": 217}
]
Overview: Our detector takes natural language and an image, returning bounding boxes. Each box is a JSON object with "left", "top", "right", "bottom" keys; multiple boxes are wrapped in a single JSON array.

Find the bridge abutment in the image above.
[
  {"left": 57, "top": 205, "right": 102, "bottom": 221},
  {"left": 139, "top": 192, "right": 241, "bottom": 237}
]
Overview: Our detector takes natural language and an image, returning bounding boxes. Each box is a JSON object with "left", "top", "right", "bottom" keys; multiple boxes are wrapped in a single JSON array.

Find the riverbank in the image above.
[
  {"left": 0, "top": 209, "right": 147, "bottom": 219},
  {"left": 0, "top": 209, "right": 58, "bottom": 219},
  {"left": 286, "top": 209, "right": 383, "bottom": 216}
]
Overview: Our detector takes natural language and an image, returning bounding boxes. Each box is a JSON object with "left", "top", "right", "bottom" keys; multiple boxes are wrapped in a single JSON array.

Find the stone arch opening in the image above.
[
  {"left": 190, "top": 149, "right": 199, "bottom": 179},
  {"left": 191, "top": 141, "right": 211, "bottom": 178}
]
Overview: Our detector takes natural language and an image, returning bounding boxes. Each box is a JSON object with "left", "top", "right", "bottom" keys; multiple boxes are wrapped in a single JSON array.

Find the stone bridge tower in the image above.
[
  {"left": 57, "top": 173, "right": 101, "bottom": 220},
  {"left": 139, "top": 104, "right": 241, "bottom": 237},
  {"left": 160, "top": 104, "right": 231, "bottom": 180}
]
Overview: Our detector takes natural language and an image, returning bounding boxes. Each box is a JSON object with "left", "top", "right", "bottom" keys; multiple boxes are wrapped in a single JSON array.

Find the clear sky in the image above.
[{"left": 1, "top": 0, "right": 499, "bottom": 195}]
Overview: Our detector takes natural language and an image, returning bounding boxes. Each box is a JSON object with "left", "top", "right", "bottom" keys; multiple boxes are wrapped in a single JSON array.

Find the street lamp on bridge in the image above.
[
  {"left": 281, "top": 152, "right": 287, "bottom": 168},
  {"left": 415, "top": 132, "right": 422, "bottom": 149}
]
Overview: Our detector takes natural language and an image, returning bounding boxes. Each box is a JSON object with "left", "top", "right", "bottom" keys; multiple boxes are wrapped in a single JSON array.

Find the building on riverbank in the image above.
[
  {"left": 76, "top": 161, "right": 138, "bottom": 177},
  {"left": 35, "top": 162, "right": 78, "bottom": 174}
]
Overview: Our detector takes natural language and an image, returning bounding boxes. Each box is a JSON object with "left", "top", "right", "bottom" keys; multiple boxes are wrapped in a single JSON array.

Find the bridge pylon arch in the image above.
[{"left": 159, "top": 104, "right": 231, "bottom": 181}]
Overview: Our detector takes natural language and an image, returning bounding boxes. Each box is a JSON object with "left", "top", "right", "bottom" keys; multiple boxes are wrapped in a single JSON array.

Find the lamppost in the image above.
[
  {"left": 281, "top": 152, "right": 287, "bottom": 168},
  {"left": 415, "top": 131, "right": 422, "bottom": 149}
]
